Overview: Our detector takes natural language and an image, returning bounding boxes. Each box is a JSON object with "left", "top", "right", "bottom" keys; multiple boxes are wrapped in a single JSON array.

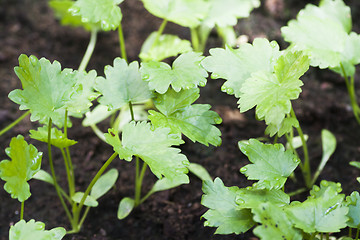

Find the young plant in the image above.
[
  {"left": 201, "top": 38, "right": 336, "bottom": 188},
  {"left": 0, "top": 135, "right": 66, "bottom": 239},
  {"left": 281, "top": 0, "right": 360, "bottom": 125},
  {"left": 201, "top": 139, "right": 360, "bottom": 240}
]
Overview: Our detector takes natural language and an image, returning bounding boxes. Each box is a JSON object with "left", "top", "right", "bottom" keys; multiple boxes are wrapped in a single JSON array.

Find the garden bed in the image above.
[{"left": 1, "top": 0, "right": 360, "bottom": 239}]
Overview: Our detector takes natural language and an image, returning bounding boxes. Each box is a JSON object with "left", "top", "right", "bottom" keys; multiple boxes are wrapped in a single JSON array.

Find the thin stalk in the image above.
[
  {"left": 135, "top": 161, "right": 148, "bottom": 207},
  {"left": 60, "top": 148, "right": 74, "bottom": 196},
  {"left": 118, "top": 23, "right": 127, "bottom": 62},
  {"left": 20, "top": 201, "right": 24, "bottom": 220},
  {"left": 90, "top": 124, "right": 106, "bottom": 142},
  {"left": 148, "top": 19, "right": 168, "bottom": 51},
  {"left": 47, "top": 119, "right": 73, "bottom": 225},
  {"left": 0, "top": 110, "right": 30, "bottom": 137},
  {"left": 78, "top": 29, "right": 98, "bottom": 72},
  {"left": 190, "top": 27, "right": 200, "bottom": 52},
  {"left": 287, "top": 187, "right": 307, "bottom": 197},
  {"left": 340, "top": 62, "right": 360, "bottom": 125},
  {"left": 73, "top": 152, "right": 118, "bottom": 229},
  {"left": 326, "top": 233, "right": 329, "bottom": 240},
  {"left": 78, "top": 206, "right": 91, "bottom": 230},
  {"left": 129, "top": 101, "right": 135, "bottom": 122},
  {"left": 350, "top": 228, "right": 353, "bottom": 237},
  {"left": 63, "top": 110, "right": 75, "bottom": 197},
  {"left": 290, "top": 108, "right": 311, "bottom": 188},
  {"left": 356, "top": 228, "right": 360, "bottom": 240}
]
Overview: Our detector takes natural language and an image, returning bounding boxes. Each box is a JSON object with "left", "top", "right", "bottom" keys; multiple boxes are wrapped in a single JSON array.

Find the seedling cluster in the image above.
[{"left": 1, "top": 0, "right": 360, "bottom": 239}]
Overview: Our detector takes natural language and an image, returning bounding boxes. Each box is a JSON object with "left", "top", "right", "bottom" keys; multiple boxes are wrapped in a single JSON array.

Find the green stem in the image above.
[
  {"left": 190, "top": 27, "right": 200, "bottom": 52},
  {"left": 90, "top": 124, "right": 106, "bottom": 142},
  {"left": 47, "top": 119, "right": 73, "bottom": 225},
  {"left": 78, "top": 29, "right": 98, "bottom": 72},
  {"left": 118, "top": 23, "right": 127, "bottom": 62},
  {"left": 73, "top": 152, "right": 118, "bottom": 229},
  {"left": 326, "top": 233, "right": 329, "bottom": 240},
  {"left": 149, "top": 19, "right": 168, "bottom": 50},
  {"left": 290, "top": 108, "right": 311, "bottom": 188},
  {"left": 78, "top": 206, "right": 91, "bottom": 230},
  {"left": 356, "top": 227, "right": 360, "bottom": 240},
  {"left": 20, "top": 201, "right": 24, "bottom": 220},
  {"left": 350, "top": 228, "right": 353, "bottom": 237},
  {"left": 287, "top": 187, "right": 307, "bottom": 197},
  {"left": 340, "top": 62, "right": 360, "bottom": 125},
  {"left": 129, "top": 101, "right": 135, "bottom": 122},
  {"left": 0, "top": 110, "right": 30, "bottom": 137},
  {"left": 135, "top": 160, "right": 148, "bottom": 207}
]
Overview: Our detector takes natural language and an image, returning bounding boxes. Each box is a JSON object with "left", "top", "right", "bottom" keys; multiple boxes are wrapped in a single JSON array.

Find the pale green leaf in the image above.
[
  {"left": 9, "top": 219, "right": 66, "bottom": 240},
  {"left": 286, "top": 183, "right": 348, "bottom": 233},
  {"left": 265, "top": 116, "right": 300, "bottom": 137},
  {"left": 149, "top": 175, "right": 189, "bottom": 194},
  {"left": 235, "top": 187, "right": 290, "bottom": 209},
  {"left": 252, "top": 203, "right": 302, "bottom": 240},
  {"left": 239, "top": 51, "right": 309, "bottom": 129},
  {"left": 350, "top": 161, "right": 360, "bottom": 169},
  {"left": 201, "top": 178, "right": 255, "bottom": 234},
  {"left": 90, "top": 168, "right": 118, "bottom": 199},
  {"left": 105, "top": 122, "right": 189, "bottom": 181},
  {"left": 281, "top": 0, "right": 360, "bottom": 73},
  {"left": 82, "top": 104, "right": 116, "bottom": 126},
  {"left": 69, "top": 0, "right": 123, "bottom": 31},
  {"left": 30, "top": 126, "right": 77, "bottom": 149},
  {"left": 149, "top": 88, "right": 222, "bottom": 146},
  {"left": 345, "top": 191, "right": 360, "bottom": 228},
  {"left": 95, "top": 58, "right": 152, "bottom": 110},
  {"left": 238, "top": 139, "right": 300, "bottom": 190},
  {"left": 72, "top": 192, "right": 99, "bottom": 207},
  {"left": 0, "top": 135, "right": 42, "bottom": 202},
  {"left": 187, "top": 163, "right": 212, "bottom": 181},
  {"left": 49, "top": 0, "right": 96, "bottom": 31},
  {"left": 141, "top": 52, "right": 208, "bottom": 94},
  {"left": 201, "top": 38, "right": 281, "bottom": 97},
  {"left": 140, "top": 32, "right": 192, "bottom": 62},
  {"left": 117, "top": 197, "right": 135, "bottom": 220},
  {"left": 8, "top": 55, "right": 78, "bottom": 127},
  {"left": 33, "top": 170, "right": 54, "bottom": 185},
  {"left": 202, "top": 0, "right": 260, "bottom": 28},
  {"left": 141, "top": 0, "right": 209, "bottom": 28}
]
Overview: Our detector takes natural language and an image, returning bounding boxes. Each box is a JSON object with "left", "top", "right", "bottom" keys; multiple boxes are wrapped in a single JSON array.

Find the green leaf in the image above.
[
  {"left": 201, "top": 38, "right": 281, "bottom": 97},
  {"left": 238, "top": 139, "right": 300, "bottom": 190},
  {"left": 9, "top": 219, "right": 66, "bottom": 240},
  {"left": 71, "top": 192, "right": 98, "bottom": 207},
  {"left": 149, "top": 175, "right": 189, "bottom": 194},
  {"left": 252, "top": 203, "right": 302, "bottom": 240},
  {"left": 33, "top": 170, "right": 54, "bottom": 185},
  {"left": 236, "top": 187, "right": 290, "bottom": 209},
  {"left": 239, "top": 51, "right": 309, "bottom": 129},
  {"left": 30, "top": 126, "right": 77, "bottom": 149},
  {"left": 350, "top": 161, "right": 360, "bottom": 169},
  {"left": 49, "top": 0, "right": 96, "bottom": 31},
  {"left": 140, "top": 32, "right": 192, "bottom": 62},
  {"left": 201, "top": 178, "right": 255, "bottom": 234},
  {"left": 69, "top": 0, "right": 123, "bottom": 31},
  {"left": 345, "top": 191, "right": 360, "bottom": 228},
  {"left": 141, "top": 52, "right": 208, "bottom": 94},
  {"left": 82, "top": 104, "right": 116, "bottom": 126},
  {"left": 8, "top": 55, "right": 78, "bottom": 127},
  {"left": 141, "top": 0, "right": 209, "bottom": 28},
  {"left": 95, "top": 58, "right": 152, "bottom": 111},
  {"left": 105, "top": 122, "right": 190, "bottom": 181},
  {"left": 66, "top": 70, "right": 100, "bottom": 115},
  {"left": 187, "top": 163, "right": 212, "bottom": 181},
  {"left": 286, "top": 182, "right": 348, "bottom": 233},
  {"left": 90, "top": 168, "right": 118, "bottom": 199},
  {"left": 0, "top": 135, "right": 42, "bottom": 202},
  {"left": 117, "top": 197, "right": 135, "bottom": 220},
  {"left": 149, "top": 88, "right": 222, "bottom": 146},
  {"left": 202, "top": 0, "right": 260, "bottom": 28},
  {"left": 281, "top": 0, "right": 360, "bottom": 73},
  {"left": 265, "top": 116, "right": 300, "bottom": 137}
]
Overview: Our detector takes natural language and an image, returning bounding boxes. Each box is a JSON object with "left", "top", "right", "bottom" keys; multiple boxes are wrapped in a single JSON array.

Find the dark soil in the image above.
[{"left": 1, "top": 0, "right": 360, "bottom": 239}]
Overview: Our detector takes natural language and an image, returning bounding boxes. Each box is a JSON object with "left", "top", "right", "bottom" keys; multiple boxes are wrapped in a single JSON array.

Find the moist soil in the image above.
[{"left": 1, "top": 0, "right": 360, "bottom": 239}]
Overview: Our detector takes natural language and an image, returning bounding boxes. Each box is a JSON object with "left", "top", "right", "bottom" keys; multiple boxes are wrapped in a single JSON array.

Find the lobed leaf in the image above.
[
  {"left": 9, "top": 55, "right": 78, "bottom": 127},
  {"left": 9, "top": 219, "right": 66, "bottom": 240},
  {"left": 201, "top": 178, "right": 255, "bottom": 234},
  {"left": 236, "top": 187, "right": 290, "bottom": 209},
  {"left": 345, "top": 191, "right": 360, "bottom": 228},
  {"left": 201, "top": 38, "right": 281, "bottom": 97},
  {"left": 105, "top": 122, "right": 190, "bottom": 181},
  {"left": 69, "top": 0, "right": 123, "bottom": 31},
  {"left": 141, "top": 0, "right": 209, "bottom": 28},
  {"left": 95, "top": 58, "right": 152, "bottom": 110},
  {"left": 252, "top": 203, "right": 302, "bottom": 240},
  {"left": 149, "top": 88, "right": 222, "bottom": 146},
  {"left": 140, "top": 32, "right": 192, "bottom": 62},
  {"left": 281, "top": 0, "right": 360, "bottom": 75},
  {"left": 202, "top": 0, "right": 260, "bottom": 28},
  {"left": 0, "top": 135, "right": 42, "bottom": 202},
  {"left": 238, "top": 139, "right": 300, "bottom": 190},
  {"left": 140, "top": 52, "right": 208, "bottom": 94},
  {"left": 286, "top": 182, "right": 348, "bottom": 233},
  {"left": 239, "top": 50, "right": 309, "bottom": 130},
  {"left": 30, "top": 126, "right": 77, "bottom": 149}
]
